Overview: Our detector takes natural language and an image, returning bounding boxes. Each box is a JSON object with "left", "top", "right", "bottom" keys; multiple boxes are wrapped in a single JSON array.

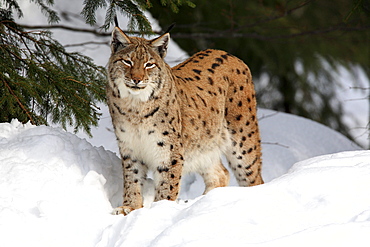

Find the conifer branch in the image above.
[
  {"left": 1, "top": 18, "right": 106, "bottom": 135},
  {"left": 3, "top": 80, "right": 35, "bottom": 124},
  {"left": 18, "top": 23, "right": 370, "bottom": 41}
]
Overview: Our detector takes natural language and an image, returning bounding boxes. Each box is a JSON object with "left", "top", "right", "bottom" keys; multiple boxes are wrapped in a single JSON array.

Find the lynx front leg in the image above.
[
  {"left": 113, "top": 155, "right": 147, "bottom": 215},
  {"left": 154, "top": 155, "right": 183, "bottom": 202}
]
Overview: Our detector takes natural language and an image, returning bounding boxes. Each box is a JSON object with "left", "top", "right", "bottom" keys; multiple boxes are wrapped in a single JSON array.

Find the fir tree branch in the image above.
[
  {"left": 18, "top": 24, "right": 154, "bottom": 35},
  {"left": 63, "top": 41, "right": 109, "bottom": 48},
  {"left": 23, "top": 24, "right": 108, "bottom": 34},
  {"left": 3, "top": 80, "right": 35, "bottom": 124},
  {"left": 1, "top": 19, "right": 106, "bottom": 134},
  {"left": 18, "top": 23, "right": 370, "bottom": 40},
  {"left": 226, "top": 0, "right": 315, "bottom": 33}
]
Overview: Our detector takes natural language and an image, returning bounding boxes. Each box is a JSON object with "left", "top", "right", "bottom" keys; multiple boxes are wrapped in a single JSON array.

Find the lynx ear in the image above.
[
  {"left": 150, "top": 33, "right": 170, "bottom": 58},
  {"left": 111, "top": 27, "right": 132, "bottom": 53}
]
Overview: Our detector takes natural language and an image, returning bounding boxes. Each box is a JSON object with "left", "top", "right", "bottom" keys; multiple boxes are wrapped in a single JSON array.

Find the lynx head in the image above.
[{"left": 108, "top": 26, "right": 171, "bottom": 101}]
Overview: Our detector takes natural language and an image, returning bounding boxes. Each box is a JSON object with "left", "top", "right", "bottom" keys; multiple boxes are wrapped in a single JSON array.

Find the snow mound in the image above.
[
  {"left": 258, "top": 109, "right": 360, "bottom": 181},
  {"left": 0, "top": 116, "right": 368, "bottom": 247},
  {"left": 0, "top": 120, "right": 122, "bottom": 246},
  {"left": 100, "top": 151, "right": 370, "bottom": 247}
]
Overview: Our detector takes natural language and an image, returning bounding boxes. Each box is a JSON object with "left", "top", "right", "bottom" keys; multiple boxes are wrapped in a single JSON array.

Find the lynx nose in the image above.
[
  {"left": 132, "top": 78, "right": 141, "bottom": 84},
  {"left": 131, "top": 74, "right": 144, "bottom": 85}
]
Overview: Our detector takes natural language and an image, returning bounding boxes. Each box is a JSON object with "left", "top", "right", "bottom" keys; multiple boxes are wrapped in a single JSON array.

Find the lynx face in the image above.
[{"left": 108, "top": 28, "right": 170, "bottom": 101}]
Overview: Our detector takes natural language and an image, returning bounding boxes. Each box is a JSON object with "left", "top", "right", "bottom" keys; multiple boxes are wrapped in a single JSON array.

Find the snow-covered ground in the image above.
[{"left": 1, "top": 109, "right": 369, "bottom": 247}]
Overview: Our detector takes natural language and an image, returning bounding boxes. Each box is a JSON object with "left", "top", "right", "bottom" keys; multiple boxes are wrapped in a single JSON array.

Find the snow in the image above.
[
  {"left": 1, "top": 111, "right": 369, "bottom": 247},
  {"left": 258, "top": 109, "right": 361, "bottom": 181},
  {"left": 0, "top": 120, "right": 121, "bottom": 246}
]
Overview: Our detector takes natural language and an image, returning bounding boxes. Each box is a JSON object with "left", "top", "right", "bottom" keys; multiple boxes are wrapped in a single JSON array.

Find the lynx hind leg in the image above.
[
  {"left": 200, "top": 160, "right": 230, "bottom": 194},
  {"left": 226, "top": 143, "right": 263, "bottom": 187},
  {"left": 225, "top": 113, "right": 263, "bottom": 186},
  {"left": 224, "top": 68, "right": 263, "bottom": 186},
  {"left": 225, "top": 116, "right": 263, "bottom": 186}
]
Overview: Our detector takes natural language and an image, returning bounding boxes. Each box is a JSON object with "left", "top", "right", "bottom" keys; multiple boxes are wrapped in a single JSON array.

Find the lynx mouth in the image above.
[
  {"left": 125, "top": 83, "right": 147, "bottom": 90},
  {"left": 125, "top": 83, "right": 149, "bottom": 96},
  {"left": 128, "top": 85, "right": 146, "bottom": 90}
]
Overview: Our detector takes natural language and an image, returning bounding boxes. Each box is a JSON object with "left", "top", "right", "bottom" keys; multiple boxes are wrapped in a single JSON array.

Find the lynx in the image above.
[{"left": 107, "top": 25, "right": 263, "bottom": 215}]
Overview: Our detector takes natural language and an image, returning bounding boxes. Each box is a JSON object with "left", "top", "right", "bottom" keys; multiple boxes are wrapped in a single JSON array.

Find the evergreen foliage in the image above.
[
  {"left": 81, "top": 0, "right": 195, "bottom": 32},
  {"left": 1, "top": 7, "right": 105, "bottom": 134},
  {"left": 149, "top": 0, "right": 369, "bottom": 144},
  {"left": 0, "top": 0, "right": 194, "bottom": 134}
]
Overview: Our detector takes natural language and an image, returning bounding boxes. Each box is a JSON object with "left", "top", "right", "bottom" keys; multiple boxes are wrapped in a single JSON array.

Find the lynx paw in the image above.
[{"left": 112, "top": 206, "right": 135, "bottom": 215}]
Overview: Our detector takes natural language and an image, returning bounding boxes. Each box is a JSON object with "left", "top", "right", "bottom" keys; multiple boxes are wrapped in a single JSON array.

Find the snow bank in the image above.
[
  {"left": 0, "top": 120, "right": 122, "bottom": 246},
  {"left": 99, "top": 151, "right": 370, "bottom": 247},
  {"left": 0, "top": 115, "right": 368, "bottom": 247},
  {"left": 258, "top": 109, "right": 361, "bottom": 181}
]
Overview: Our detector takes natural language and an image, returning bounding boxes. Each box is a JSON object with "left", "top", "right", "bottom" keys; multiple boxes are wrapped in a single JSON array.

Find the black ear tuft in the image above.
[
  {"left": 164, "top": 23, "right": 176, "bottom": 34},
  {"left": 149, "top": 24, "right": 174, "bottom": 58},
  {"left": 114, "top": 15, "right": 119, "bottom": 27}
]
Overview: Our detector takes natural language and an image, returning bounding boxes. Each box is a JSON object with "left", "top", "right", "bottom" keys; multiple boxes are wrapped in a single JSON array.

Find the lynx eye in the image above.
[
  {"left": 121, "top": 59, "right": 133, "bottom": 67},
  {"left": 144, "top": 62, "right": 156, "bottom": 69}
]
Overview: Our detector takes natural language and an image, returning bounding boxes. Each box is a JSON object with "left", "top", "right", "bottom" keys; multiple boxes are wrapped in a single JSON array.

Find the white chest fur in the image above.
[
  {"left": 115, "top": 120, "right": 170, "bottom": 169},
  {"left": 115, "top": 120, "right": 230, "bottom": 177}
]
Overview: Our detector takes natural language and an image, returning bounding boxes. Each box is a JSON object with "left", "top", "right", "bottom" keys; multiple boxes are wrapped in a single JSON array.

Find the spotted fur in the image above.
[{"left": 107, "top": 27, "right": 263, "bottom": 215}]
